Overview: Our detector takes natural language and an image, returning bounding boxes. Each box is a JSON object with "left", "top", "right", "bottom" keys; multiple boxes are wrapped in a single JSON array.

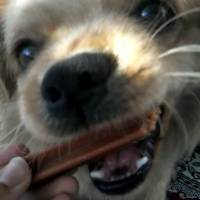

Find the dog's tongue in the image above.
[
  {"left": 91, "top": 145, "right": 148, "bottom": 181},
  {"left": 105, "top": 146, "right": 139, "bottom": 170}
]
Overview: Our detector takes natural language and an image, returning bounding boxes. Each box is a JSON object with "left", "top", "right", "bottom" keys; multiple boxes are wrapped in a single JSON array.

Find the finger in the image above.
[
  {"left": 0, "top": 157, "right": 31, "bottom": 199},
  {"left": 34, "top": 176, "right": 78, "bottom": 199},
  {"left": 0, "top": 145, "right": 29, "bottom": 166}
]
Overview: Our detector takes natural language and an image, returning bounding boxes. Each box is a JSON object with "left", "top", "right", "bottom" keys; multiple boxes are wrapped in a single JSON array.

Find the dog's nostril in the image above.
[
  {"left": 44, "top": 86, "right": 63, "bottom": 104},
  {"left": 78, "top": 71, "right": 96, "bottom": 91}
]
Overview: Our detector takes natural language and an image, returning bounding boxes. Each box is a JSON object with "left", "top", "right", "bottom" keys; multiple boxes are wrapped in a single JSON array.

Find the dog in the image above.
[{"left": 1, "top": 0, "right": 200, "bottom": 199}]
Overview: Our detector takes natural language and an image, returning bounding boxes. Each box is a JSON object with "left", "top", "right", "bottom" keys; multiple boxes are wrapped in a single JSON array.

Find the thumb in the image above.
[{"left": 0, "top": 157, "right": 32, "bottom": 200}]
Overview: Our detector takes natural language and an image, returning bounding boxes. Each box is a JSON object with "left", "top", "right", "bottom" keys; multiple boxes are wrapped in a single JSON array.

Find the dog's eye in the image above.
[
  {"left": 131, "top": 1, "right": 175, "bottom": 29},
  {"left": 15, "top": 41, "right": 38, "bottom": 70}
]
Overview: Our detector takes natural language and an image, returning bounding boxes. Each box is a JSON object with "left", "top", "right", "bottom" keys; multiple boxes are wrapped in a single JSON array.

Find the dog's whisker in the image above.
[
  {"left": 145, "top": 16, "right": 164, "bottom": 36},
  {"left": 1, "top": 0, "right": 200, "bottom": 198},
  {"left": 163, "top": 100, "right": 189, "bottom": 148},
  {"left": 164, "top": 72, "right": 200, "bottom": 78},
  {"left": 26, "top": 137, "right": 35, "bottom": 148},
  {"left": 10, "top": 123, "right": 25, "bottom": 144},
  {"left": 159, "top": 45, "right": 200, "bottom": 59},
  {"left": 0, "top": 102, "right": 18, "bottom": 106},
  {"left": 53, "top": 141, "right": 64, "bottom": 162},
  {"left": 0, "top": 123, "right": 24, "bottom": 145},
  {"left": 162, "top": 72, "right": 200, "bottom": 84},
  {"left": 190, "top": 91, "right": 200, "bottom": 107},
  {"left": 156, "top": 113, "right": 165, "bottom": 137},
  {"left": 151, "top": 7, "right": 200, "bottom": 39},
  {"left": 0, "top": 124, "right": 22, "bottom": 142}
]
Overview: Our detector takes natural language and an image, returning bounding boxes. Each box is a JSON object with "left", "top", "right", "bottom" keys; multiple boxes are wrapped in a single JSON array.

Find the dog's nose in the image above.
[{"left": 41, "top": 53, "right": 115, "bottom": 119}]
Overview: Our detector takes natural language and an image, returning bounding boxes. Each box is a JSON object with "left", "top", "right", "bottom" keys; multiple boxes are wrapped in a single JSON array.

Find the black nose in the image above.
[{"left": 41, "top": 53, "right": 115, "bottom": 119}]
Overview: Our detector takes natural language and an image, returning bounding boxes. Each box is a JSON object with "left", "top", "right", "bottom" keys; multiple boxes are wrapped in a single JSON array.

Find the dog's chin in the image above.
[
  {"left": 87, "top": 114, "right": 162, "bottom": 195},
  {"left": 87, "top": 113, "right": 165, "bottom": 195},
  {"left": 24, "top": 104, "right": 166, "bottom": 195},
  {"left": 82, "top": 106, "right": 166, "bottom": 195}
]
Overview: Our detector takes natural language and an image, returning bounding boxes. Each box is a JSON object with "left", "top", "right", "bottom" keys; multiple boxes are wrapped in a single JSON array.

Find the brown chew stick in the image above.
[{"left": 25, "top": 108, "right": 160, "bottom": 185}]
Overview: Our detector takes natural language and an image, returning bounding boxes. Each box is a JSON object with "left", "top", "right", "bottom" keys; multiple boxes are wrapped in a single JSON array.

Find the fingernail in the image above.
[{"left": 0, "top": 157, "right": 30, "bottom": 188}]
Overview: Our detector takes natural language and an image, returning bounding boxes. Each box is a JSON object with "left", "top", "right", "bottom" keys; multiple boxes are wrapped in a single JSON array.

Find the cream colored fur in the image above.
[{"left": 1, "top": 0, "right": 200, "bottom": 199}]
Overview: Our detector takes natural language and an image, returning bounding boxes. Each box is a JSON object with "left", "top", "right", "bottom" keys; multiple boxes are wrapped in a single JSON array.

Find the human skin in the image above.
[{"left": 0, "top": 145, "right": 78, "bottom": 200}]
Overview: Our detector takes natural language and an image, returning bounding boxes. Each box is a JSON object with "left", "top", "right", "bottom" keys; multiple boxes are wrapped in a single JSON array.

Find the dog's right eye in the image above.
[{"left": 15, "top": 41, "right": 38, "bottom": 70}]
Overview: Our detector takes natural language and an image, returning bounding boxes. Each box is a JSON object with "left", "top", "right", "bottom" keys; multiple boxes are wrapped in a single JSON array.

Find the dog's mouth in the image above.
[{"left": 88, "top": 108, "right": 165, "bottom": 195}]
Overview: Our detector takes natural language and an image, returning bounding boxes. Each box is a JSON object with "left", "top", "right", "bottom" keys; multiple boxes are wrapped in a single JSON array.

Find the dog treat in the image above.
[{"left": 25, "top": 108, "right": 160, "bottom": 185}]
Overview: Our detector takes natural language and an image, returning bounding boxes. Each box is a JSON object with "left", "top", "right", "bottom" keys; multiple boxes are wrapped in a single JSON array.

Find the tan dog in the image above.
[{"left": 1, "top": 0, "right": 200, "bottom": 199}]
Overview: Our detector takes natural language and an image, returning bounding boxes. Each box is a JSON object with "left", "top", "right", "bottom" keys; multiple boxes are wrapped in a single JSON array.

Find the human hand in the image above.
[{"left": 0, "top": 145, "right": 78, "bottom": 200}]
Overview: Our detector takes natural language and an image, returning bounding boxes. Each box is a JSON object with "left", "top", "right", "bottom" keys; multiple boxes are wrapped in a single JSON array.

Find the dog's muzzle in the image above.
[{"left": 41, "top": 52, "right": 115, "bottom": 127}]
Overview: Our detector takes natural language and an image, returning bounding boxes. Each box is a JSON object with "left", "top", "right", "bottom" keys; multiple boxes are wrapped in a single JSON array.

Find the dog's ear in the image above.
[{"left": 0, "top": 18, "right": 16, "bottom": 98}]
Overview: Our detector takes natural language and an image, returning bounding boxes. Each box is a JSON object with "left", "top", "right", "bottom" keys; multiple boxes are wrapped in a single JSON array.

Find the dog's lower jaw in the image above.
[
  {"left": 133, "top": 131, "right": 185, "bottom": 200},
  {"left": 75, "top": 114, "right": 189, "bottom": 200}
]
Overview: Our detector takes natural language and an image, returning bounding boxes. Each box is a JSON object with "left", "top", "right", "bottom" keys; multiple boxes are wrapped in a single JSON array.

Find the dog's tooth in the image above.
[
  {"left": 115, "top": 176, "right": 120, "bottom": 181},
  {"left": 136, "top": 156, "right": 149, "bottom": 169},
  {"left": 121, "top": 175, "right": 126, "bottom": 180},
  {"left": 110, "top": 176, "right": 116, "bottom": 182},
  {"left": 111, "top": 177, "right": 116, "bottom": 182},
  {"left": 90, "top": 170, "right": 105, "bottom": 179},
  {"left": 126, "top": 172, "right": 132, "bottom": 178},
  {"left": 109, "top": 172, "right": 134, "bottom": 183},
  {"left": 115, "top": 176, "right": 122, "bottom": 182}
]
